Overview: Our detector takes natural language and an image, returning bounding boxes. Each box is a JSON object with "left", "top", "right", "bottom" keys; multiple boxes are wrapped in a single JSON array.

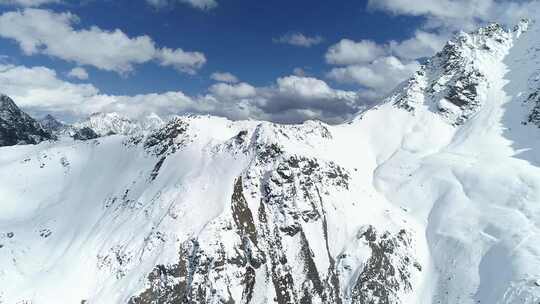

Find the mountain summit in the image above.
[
  {"left": 0, "top": 94, "right": 53, "bottom": 146},
  {"left": 39, "top": 114, "right": 65, "bottom": 133},
  {"left": 1, "top": 20, "right": 540, "bottom": 304}
]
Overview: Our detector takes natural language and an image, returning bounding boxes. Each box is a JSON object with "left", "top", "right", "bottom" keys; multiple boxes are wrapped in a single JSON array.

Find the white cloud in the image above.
[
  {"left": 209, "top": 82, "right": 256, "bottom": 100},
  {"left": 327, "top": 56, "right": 419, "bottom": 93},
  {"left": 252, "top": 75, "right": 362, "bottom": 123},
  {"left": 324, "top": 37, "right": 425, "bottom": 97},
  {"left": 0, "top": 0, "right": 59, "bottom": 6},
  {"left": 0, "top": 9, "right": 206, "bottom": 75},
  {"left": 368, "top": 0, "right": 492, "bottom": 21},
  {"left": 0, "top": 63, "right": 363, "bottom": 124},
  {"left": 181, "top": 0, "right": 217, "bottom": 10},
  {"left": 275, "top": 75, "right": 334, "bottom": 98},
  {"left": 0, "top": 63, "right": 219, "bottom": 119},
  {"left": 157, "top": 47, "right": 206, "bottom": 74},
  {"left": 367, "top": 0, "right": 540, "bottom": 31},
  {"left": 273, "top": 33, "right": 324, "bottom": 47},
  {"left": 325, "top": 39, "right": 386, "bottom": 65},
  {"left": 67, "top": 67, "right": 88, "bottom": 80},
  {"left": 211, "top": 71, "right": 238, "bottom": 83},
  {"left": 0, "top": 64, "right": 100, "bottom": 112},
  {"left": 146, "top": 0, "right": 218, "bottom": 10},
  {"left": 389, "top": 30, "right": 447, "bottom": 60}
]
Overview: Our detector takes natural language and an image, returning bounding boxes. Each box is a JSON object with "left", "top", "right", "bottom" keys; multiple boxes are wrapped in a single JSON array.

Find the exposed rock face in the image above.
[
  {"left": 128, "top": 121, "right": 421, "bottom": 304},
  {"left": 389, "top": 23, "right": 520, "bottom": 125},
  {"left": 0, "top": 94, "right": 54, "bottom": 146},
  {"left": 74, "top": 112, "right": 143, "bottom": 136},
  {"left": 40, "top": 114, "right": 66, "bottom": 133},
  {"left": 72, "top": 127, "right": 99, "bottom": 141},
  {"left": 40, "top": 114, "right": 99, "bottom": 141},
  {"left": 143, "top": 118, "right": 190, "bottom": 157}
]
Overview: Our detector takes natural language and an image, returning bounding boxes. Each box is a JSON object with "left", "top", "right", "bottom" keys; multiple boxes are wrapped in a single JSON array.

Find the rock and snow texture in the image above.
[
  {"left": 74, "top": 112, "right": 144, "bottom": 136},
  {"left": 39, "top": 114, "right": 66, "bottom": 133},
  {"left": 74, "top": 112, "right": 165, "bottom": 137},
  {"left": 0, "top": 95, "right": 53, "bottom": 146},
  {"left": 2, "top": 20, "right": 540, "bottom": 304}
]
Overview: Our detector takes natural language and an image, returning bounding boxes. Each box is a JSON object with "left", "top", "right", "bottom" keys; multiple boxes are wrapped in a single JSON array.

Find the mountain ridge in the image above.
[
  {"left": 0, "top": 94, "right": 54, "bottom": 146},
  {"left": 1, "top": 20, "right": 540, "bottom": 304}
]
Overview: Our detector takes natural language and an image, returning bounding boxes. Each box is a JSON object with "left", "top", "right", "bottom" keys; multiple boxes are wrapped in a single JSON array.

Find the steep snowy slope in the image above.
[{"left": 1, "top": 20, "right": 540, "bottom": 304}]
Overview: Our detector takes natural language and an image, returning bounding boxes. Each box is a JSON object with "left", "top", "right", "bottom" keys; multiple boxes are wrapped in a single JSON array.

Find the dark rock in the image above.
[
  {"left": 39, "top": 114, "right": 65, "bottom": 132},
  {"left": 72, "top": 127, "right": 99, "bottom": 141},
  {"left": 0, "top": 95, "right": 54, "bottom": 146}
]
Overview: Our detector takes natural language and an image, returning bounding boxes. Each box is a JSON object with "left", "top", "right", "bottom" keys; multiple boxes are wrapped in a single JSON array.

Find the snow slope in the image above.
[{"left": 1, "top": 20, "right": 540, "bottom": 304}]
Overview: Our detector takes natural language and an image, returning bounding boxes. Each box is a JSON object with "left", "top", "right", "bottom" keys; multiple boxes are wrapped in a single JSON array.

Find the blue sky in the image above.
[
  {"left": 0, "top": 0, "right": 421, "bottom": 95},
  {"left": 0, "top": 0, "right": 536, "bottom": 123}
]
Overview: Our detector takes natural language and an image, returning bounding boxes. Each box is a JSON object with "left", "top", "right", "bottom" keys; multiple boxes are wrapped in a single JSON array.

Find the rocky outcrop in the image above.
[
  {"left": 39, "top": 114, "right": 66, "bottom": 133},
  {"left": 390, "top": 23, "right": 517, "bottom": 125},
  {"left": 0, "top": 94, "right": 54, "bottom": 146},
  {"left": 128, "top": 121, "right": 421, "bottom": 304},
  {"left": 72, "top": 127, "right": 99, "bottom": 141}
]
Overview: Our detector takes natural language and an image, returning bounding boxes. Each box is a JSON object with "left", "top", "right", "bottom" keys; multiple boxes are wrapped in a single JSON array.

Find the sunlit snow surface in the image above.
[{"left": 2, "top": 21, "right": 540, "bottom": 303}]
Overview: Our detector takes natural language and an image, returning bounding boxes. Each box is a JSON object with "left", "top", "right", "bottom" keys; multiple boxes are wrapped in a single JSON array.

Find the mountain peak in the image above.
[
  {"left": 383, "top": 20, "right": 525, "bottom": 126},
  {"left": 40, "top": 114, "right": 65, "bottom": 132},
  {"left": 75, "top": 111, "right": 141, "bottom": 136},
  {"left": 0, "top": 94, "right": 54, "bottom": 146}
]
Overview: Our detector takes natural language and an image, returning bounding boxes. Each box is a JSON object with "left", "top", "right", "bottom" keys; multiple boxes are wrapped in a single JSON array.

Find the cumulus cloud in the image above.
[
  {"left": 0, "top": 64, "right": 363, "bottom": 124},
  {"left": 209, "top": 82, "right": 256, "bottom": 100},
  {"left": 327, "top": 56, "right": 419, "bottom": 93},
  {"left": 67, "top": 67, "right": 88, "bottom": 80},
  {"left": 157, "top": 47, "right": 206, "bottom": 74},
  {"left": 273, "top": 33, "right": 324, "bottom": 47},
  {"left": 388, "top": 30, "right": 447, "bottom": 60},
  {"left": 0, "top": 0, "right": 59, "bottom": 6},
  {"left": 0, "top": 64, "right": 100, "bottom": 113},
  {"left": 325, "top": 39, "right": 386, "bottom": 65},
  {"left": 326, "top": 32, "right": 446, "bottom": 65},
  {"left": 368, "top": 0, "right": 492, "bottom": 21},
  {"left": 206, "top": 76, "right": 363, "bottom": 123},
  {"left": 211, "top": 71, "right": 239, "bottom": 83},
  {"left": 0, "top": 63, "right": 224, "bottom": 120},
  {"left": 181, "top": 0, "right": 217, "bottom": 10},
  {"left": 324, "top": 37, "right": 425, "bottom": 98},
  {"left": 146, "top": 0, "right": 218, "bottom": 10},
  {"left": 251, "top": 76, "right": 361, "bottom": 123},
  {"left": 367, "top": 0, "right": 540, "bottom": 31},
  {"left": 0, "top": 9, "right": 206, "bottom": 75}
]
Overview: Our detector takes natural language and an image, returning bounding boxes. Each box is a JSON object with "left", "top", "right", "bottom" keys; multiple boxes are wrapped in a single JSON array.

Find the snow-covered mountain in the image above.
[
  {"left": 73, "top": 112, "right": 164, "bottom": 137},
  {"left": 2, "top": 20, "right": 540, "bottom": 304},
  {"left": 74, "top": 112, "right": 144, "bottom": 136},
  {"left": 0, "top": 94, "right": 53, "bottom": 146},
  {"left": 39, "top": 114, "right": 66, "bottom": 133}
]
